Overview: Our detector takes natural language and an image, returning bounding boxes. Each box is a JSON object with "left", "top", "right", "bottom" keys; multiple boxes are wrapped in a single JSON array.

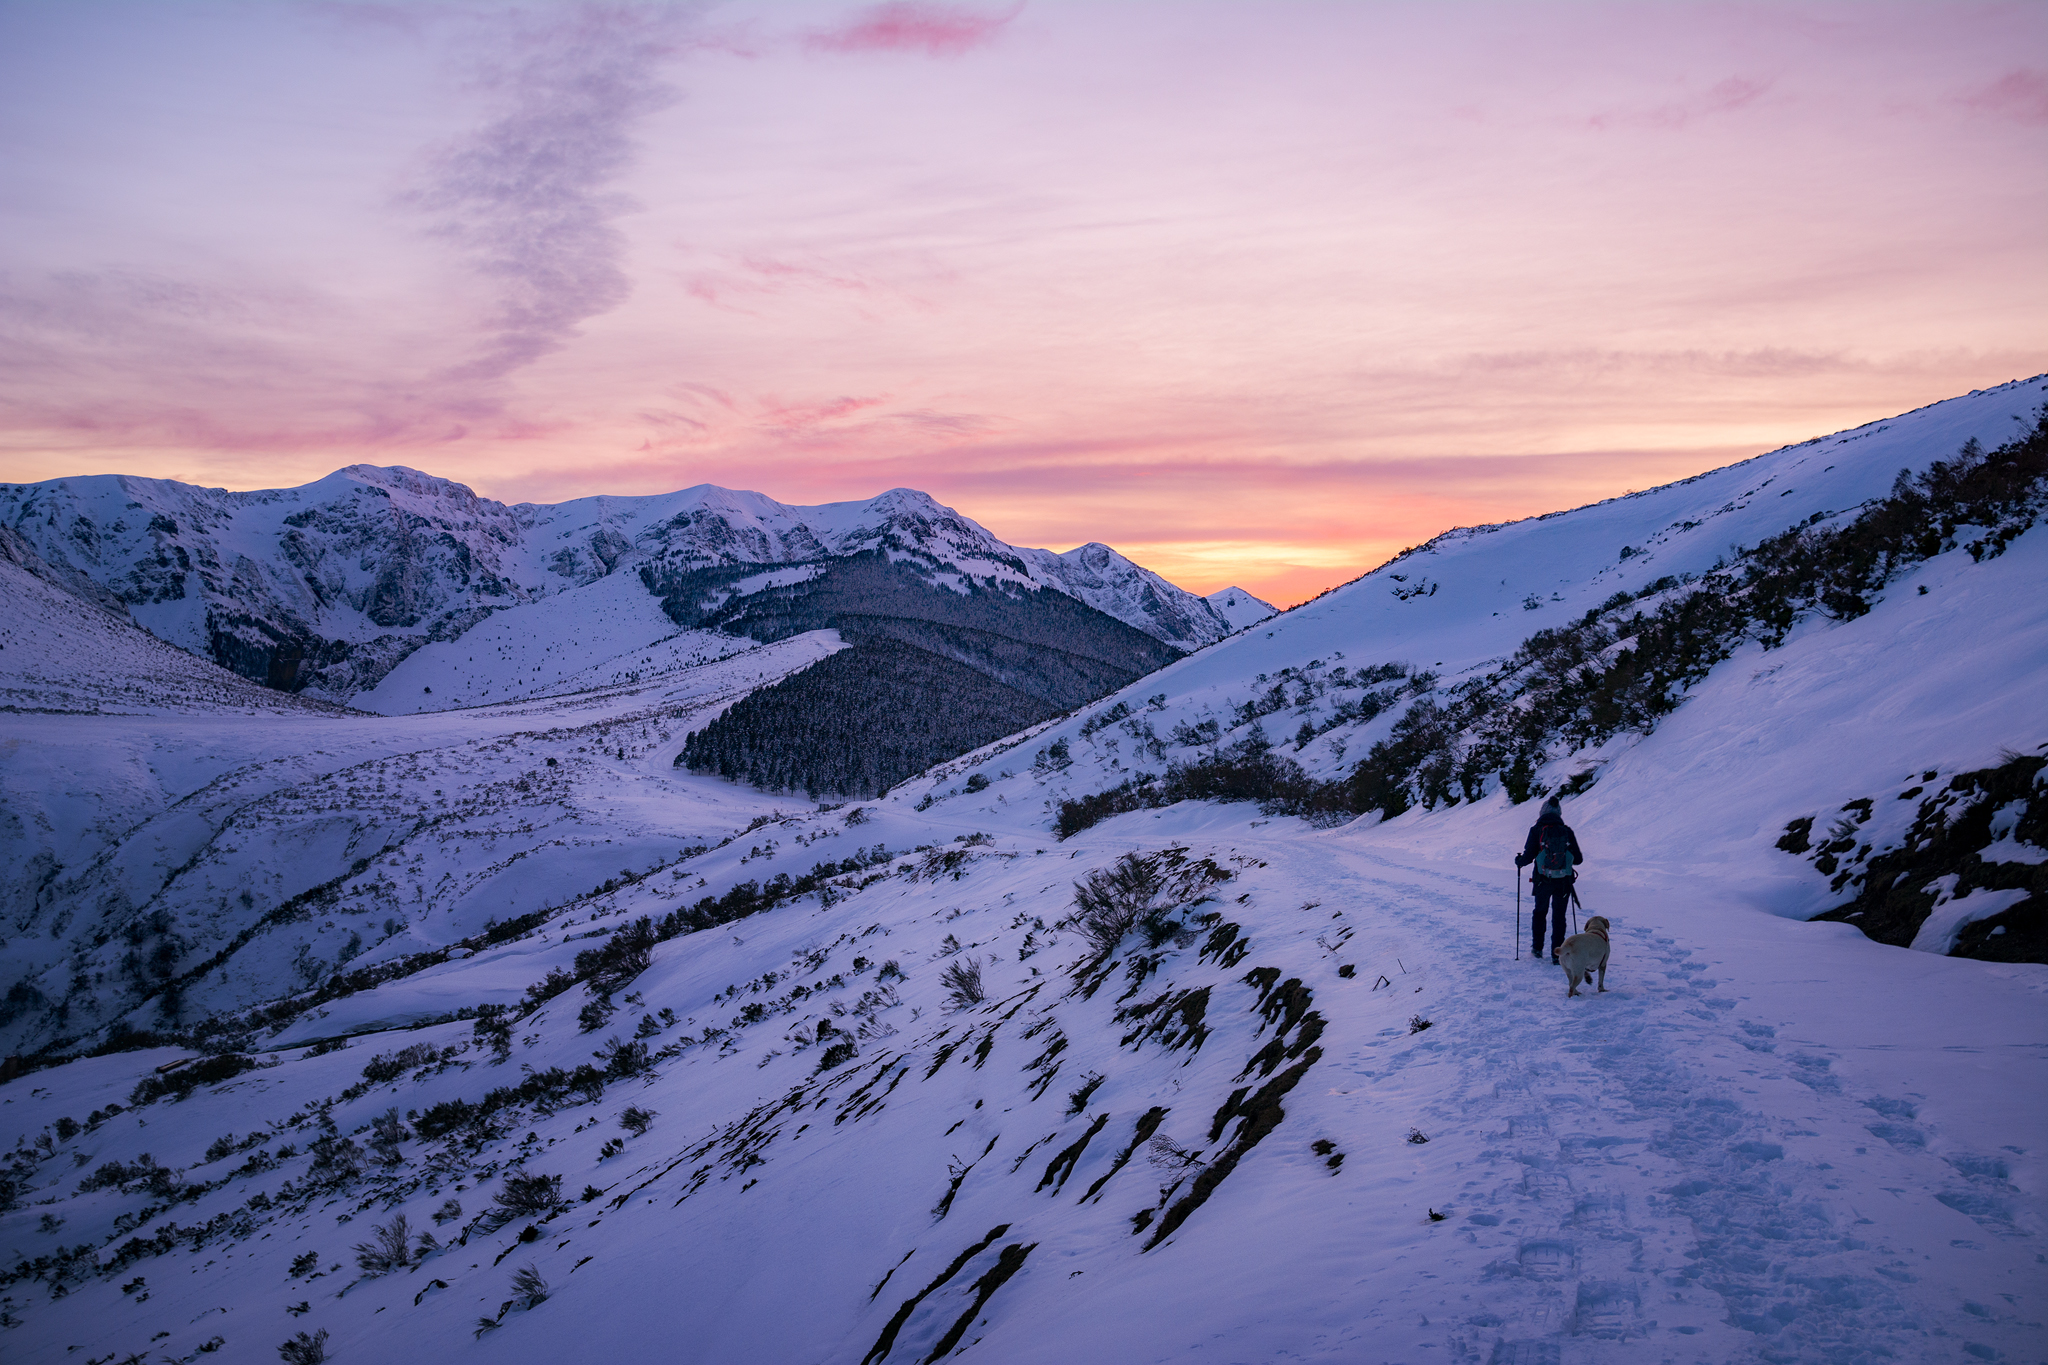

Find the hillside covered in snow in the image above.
[{"left": 0, "top": 377, "right": 2043, "bottom": 1365}]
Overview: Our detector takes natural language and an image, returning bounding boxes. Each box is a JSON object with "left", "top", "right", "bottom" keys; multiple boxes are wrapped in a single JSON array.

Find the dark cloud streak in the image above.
[{"left": 416, "top": 5, "right": 684, "bottom": 383}]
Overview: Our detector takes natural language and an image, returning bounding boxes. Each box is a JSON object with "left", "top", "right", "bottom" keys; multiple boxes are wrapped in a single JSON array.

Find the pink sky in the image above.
[{"left": 1, "top": 1, "right": 2042, "bottom": 605}]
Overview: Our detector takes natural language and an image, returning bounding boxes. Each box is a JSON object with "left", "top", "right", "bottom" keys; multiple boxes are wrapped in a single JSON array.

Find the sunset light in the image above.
[{"left": 3, "top": 1, "right": 2040, "bottom": 602}]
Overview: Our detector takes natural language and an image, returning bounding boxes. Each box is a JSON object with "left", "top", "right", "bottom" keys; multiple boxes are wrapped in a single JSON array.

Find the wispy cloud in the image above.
[
  {"left": 804, "top": 2, "right": 1017, "bottom": 58},
  {"left": 1585, "top": 76, "right": 1772, "bottom": 132},
  {"left": 415, "top": 5, "right": 684, "bottom": 382},
  {"left": 1955, "top": 68, "right": 2048, "bottom": 125}
]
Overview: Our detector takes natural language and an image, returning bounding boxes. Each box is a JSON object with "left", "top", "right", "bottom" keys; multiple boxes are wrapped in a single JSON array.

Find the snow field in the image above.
[
  {"left": 0, "top": 632, "right": 847, "bottom": 1033},
  {"left": 3, "top": 799, "right": 2040, "bottom": 1363},
  {"left": 351, "top": 567, "right": 753, "bottom": 715}
]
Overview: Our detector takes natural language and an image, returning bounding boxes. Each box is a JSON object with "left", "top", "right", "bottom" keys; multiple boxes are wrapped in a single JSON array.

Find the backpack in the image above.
[{"left": 1535, "top": 824, "right": 1575, "bottom": 880}]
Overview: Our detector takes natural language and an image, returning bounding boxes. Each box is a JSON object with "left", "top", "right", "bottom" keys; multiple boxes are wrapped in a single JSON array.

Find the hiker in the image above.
[{"left": 1515, "top": 794, "right": 1584, "bottom": 964}]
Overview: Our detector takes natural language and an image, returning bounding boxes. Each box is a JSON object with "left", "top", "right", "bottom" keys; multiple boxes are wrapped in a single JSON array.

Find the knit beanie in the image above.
[{"left": 1540, "top": 795, "right": 1562, "bottom": 821}]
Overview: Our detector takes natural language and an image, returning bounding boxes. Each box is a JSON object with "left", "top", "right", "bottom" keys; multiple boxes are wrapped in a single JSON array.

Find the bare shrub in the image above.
[
  {"left": 493, "top": 1172, "right": 563, "bottom": 1217},
  {"left": 360, "top": 1043, "right": 436, "bottom": 1084},
  {"left": 1069, "top": 853, "right": 1167, "bottom": 954},
  {"left": 575, "top": 916, "right": 657, "bottom": 993},
  {"left": 352, "top": 1212, "right": 411, "bottom": 1273},
  {"left": 939, "top": 958, "right": 986, "bottom": 1010},
  {"left": 367, "top": 1107, "right": 407, "bottom": 1163},
  {"left": 1146, "top": 1133, "right": 1205, "bottom": 1170},
  {"left": 277, "top": 1328, "right": 328, "bottom": 1364},
  {"left": 619, "top": 1106, "right": 657, "bottom": 1136},
  {"left": 599, "top": 1037, "right": 649, "bottom": 1079},
  {"left": 473, "top": 1008, "right": 513, "bottom": 1062},
  {"left": 511, "top": 1262, "right": 550, "bottom": 1308},
  {"left": 1067, "top": 849, "right": 1232, "bottom": 954}
]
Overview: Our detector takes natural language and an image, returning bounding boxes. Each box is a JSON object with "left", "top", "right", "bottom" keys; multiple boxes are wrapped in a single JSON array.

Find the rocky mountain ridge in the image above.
[{"left": 0, "top": 469, "right": 1248, "bottom": 702}]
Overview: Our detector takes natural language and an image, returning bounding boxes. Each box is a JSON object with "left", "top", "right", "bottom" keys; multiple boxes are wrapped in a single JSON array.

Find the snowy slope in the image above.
[
  {"left": 0, "top": 529, "right": 338, "bottom": 719},
  {"left": 0, "top": 474, "right": 1233, "bottom": 701},
  {"left": 0, "top": 630, "right": 849, "bottom": 1047},
  {"left": 0, "top": 378, "right": 2043, "bottom": 1365},
  {"left": 350, "top": 569, "right": 753, "bottom": 716}
]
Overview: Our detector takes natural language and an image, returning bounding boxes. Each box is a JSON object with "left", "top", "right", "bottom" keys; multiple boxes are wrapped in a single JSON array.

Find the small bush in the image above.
[
  {"left": 368, "top": 1107, "right": 407, "bottom": 1162},
  {"left": 815, "top": 1039, "right": 858, "bottom": 1072},
  {"left": 1069, "top": 853, "right": 1166, "bottom": 954},
  {"left": 1408, "top": 1016, "right": 1432, "bottom": 1034},
  {"left": 353, "top": 1212, "right": 412, "bottom": 1273},
  {"left": 940, "top": 958, "right": 986, "bottom": 1010},
  {"left": 359, "top": 1043, "right": 436, "bottom": 1084},
  {"left": 308, "top": 1134, "right": 360, "bottom": 1177},
  {"left": 598, "top": 1037, "right": 649, "bottom": 1079},
  {"left": 431, "top": 1198, "right": 463, "bottom": 1225},
  {"left": 577, "top": 999, "right": 615, "bottom": 1033},
  {"left": 129, "top": 1053, "right": 256, "bottom": 1105},
  {"left": 278, "top": 1328, "right": 328, "bottom": 1364},
  {"left": 413, "top": 1098, "right": 478, "bottom": 1139},
  {"left": 288, "top": 1251, "right": 318, "bottom": 1277},
  {"left": 619, "top": 1106, "right": 657, "bottom": 1136},
  {"left": 493, "top": 1172, "right": 563, "bottom": 1217},
  {"left": 473, "top": 1009, "right": 514, "bottom": 1061},
  {"left": 963, "top": 772, "right": 990, "bottom": 793},
  {"left": 511, "top": 1263, "right": 550, "bottom": 1308},
  {"left": 575, "top": 916, "right": 658, "bottom": 993}
]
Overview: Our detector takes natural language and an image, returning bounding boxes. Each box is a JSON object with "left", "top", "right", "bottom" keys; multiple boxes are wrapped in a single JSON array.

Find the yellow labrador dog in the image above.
[{"left": 1560, "top": 916, "right": 1610, "bottom": 998}]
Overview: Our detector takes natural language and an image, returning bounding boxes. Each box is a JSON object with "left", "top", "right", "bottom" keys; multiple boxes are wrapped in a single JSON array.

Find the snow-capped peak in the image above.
[{"left": 1205, "top": 585, "right": 1278, "bottom": 631}]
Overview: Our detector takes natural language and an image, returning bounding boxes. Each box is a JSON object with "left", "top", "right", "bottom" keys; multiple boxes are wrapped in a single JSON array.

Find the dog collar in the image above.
[{"left": 1588, "top": 927, "right": 1608, "bottom": 942}]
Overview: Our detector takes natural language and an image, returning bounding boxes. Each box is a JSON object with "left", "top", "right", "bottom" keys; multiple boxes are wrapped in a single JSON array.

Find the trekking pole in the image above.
[
  {"left": 1514, "top": 868, "right": 1521, "bottom": 961},
  {"left": 1569, "top": 882, "right": 1581, "bottom": 936}
]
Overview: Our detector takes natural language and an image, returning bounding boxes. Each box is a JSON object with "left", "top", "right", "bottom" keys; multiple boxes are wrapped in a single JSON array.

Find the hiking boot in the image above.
[{"left": 1550, "top": 950, "right": 1560, "bottom": 965}]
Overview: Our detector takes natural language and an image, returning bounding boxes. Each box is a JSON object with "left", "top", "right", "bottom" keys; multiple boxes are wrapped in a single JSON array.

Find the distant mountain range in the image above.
[
  {"left": 0, "top": 467, "right": 1276, "bottom": 796},
  {"left": 0, "top": 468, "right": 1276, "bottom": 704}
]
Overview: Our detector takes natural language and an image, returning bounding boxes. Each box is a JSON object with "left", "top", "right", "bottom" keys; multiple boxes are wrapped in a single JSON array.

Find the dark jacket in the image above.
[{"left": 1518, "top": 819, "right": 1584, "bottom": 885}]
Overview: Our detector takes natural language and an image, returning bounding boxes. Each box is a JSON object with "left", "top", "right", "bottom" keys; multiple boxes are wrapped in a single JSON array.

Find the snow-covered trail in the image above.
[
  {"left": 993, "top": 820, "right": 2044, "bottom": 1365},
  {"left": 1224, "top": 833, "right": 2048, "bottom": 1365}
]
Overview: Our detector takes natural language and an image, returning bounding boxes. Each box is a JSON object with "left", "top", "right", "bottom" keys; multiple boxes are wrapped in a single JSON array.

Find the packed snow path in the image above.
[{"left": 1285, "top": 842, "right": 2041, "bottom": 1365}]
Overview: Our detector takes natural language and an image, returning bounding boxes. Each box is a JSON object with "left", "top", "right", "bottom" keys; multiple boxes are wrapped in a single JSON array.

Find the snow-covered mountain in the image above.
[
  {"left": 0, "top": 472, "right": 1238, "bottom": 701},
  {"left": 1204, "top": 584, "right": 1277, "bottom": 631},
  {"left": 0, "top": 376, "right": 2042, "bottom": 1365}
]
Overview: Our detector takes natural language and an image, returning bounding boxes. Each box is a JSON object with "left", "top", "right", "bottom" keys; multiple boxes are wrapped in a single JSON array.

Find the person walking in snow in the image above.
[{"left": 1516, "top": 795, "right": 1584, "bottom": 964}]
